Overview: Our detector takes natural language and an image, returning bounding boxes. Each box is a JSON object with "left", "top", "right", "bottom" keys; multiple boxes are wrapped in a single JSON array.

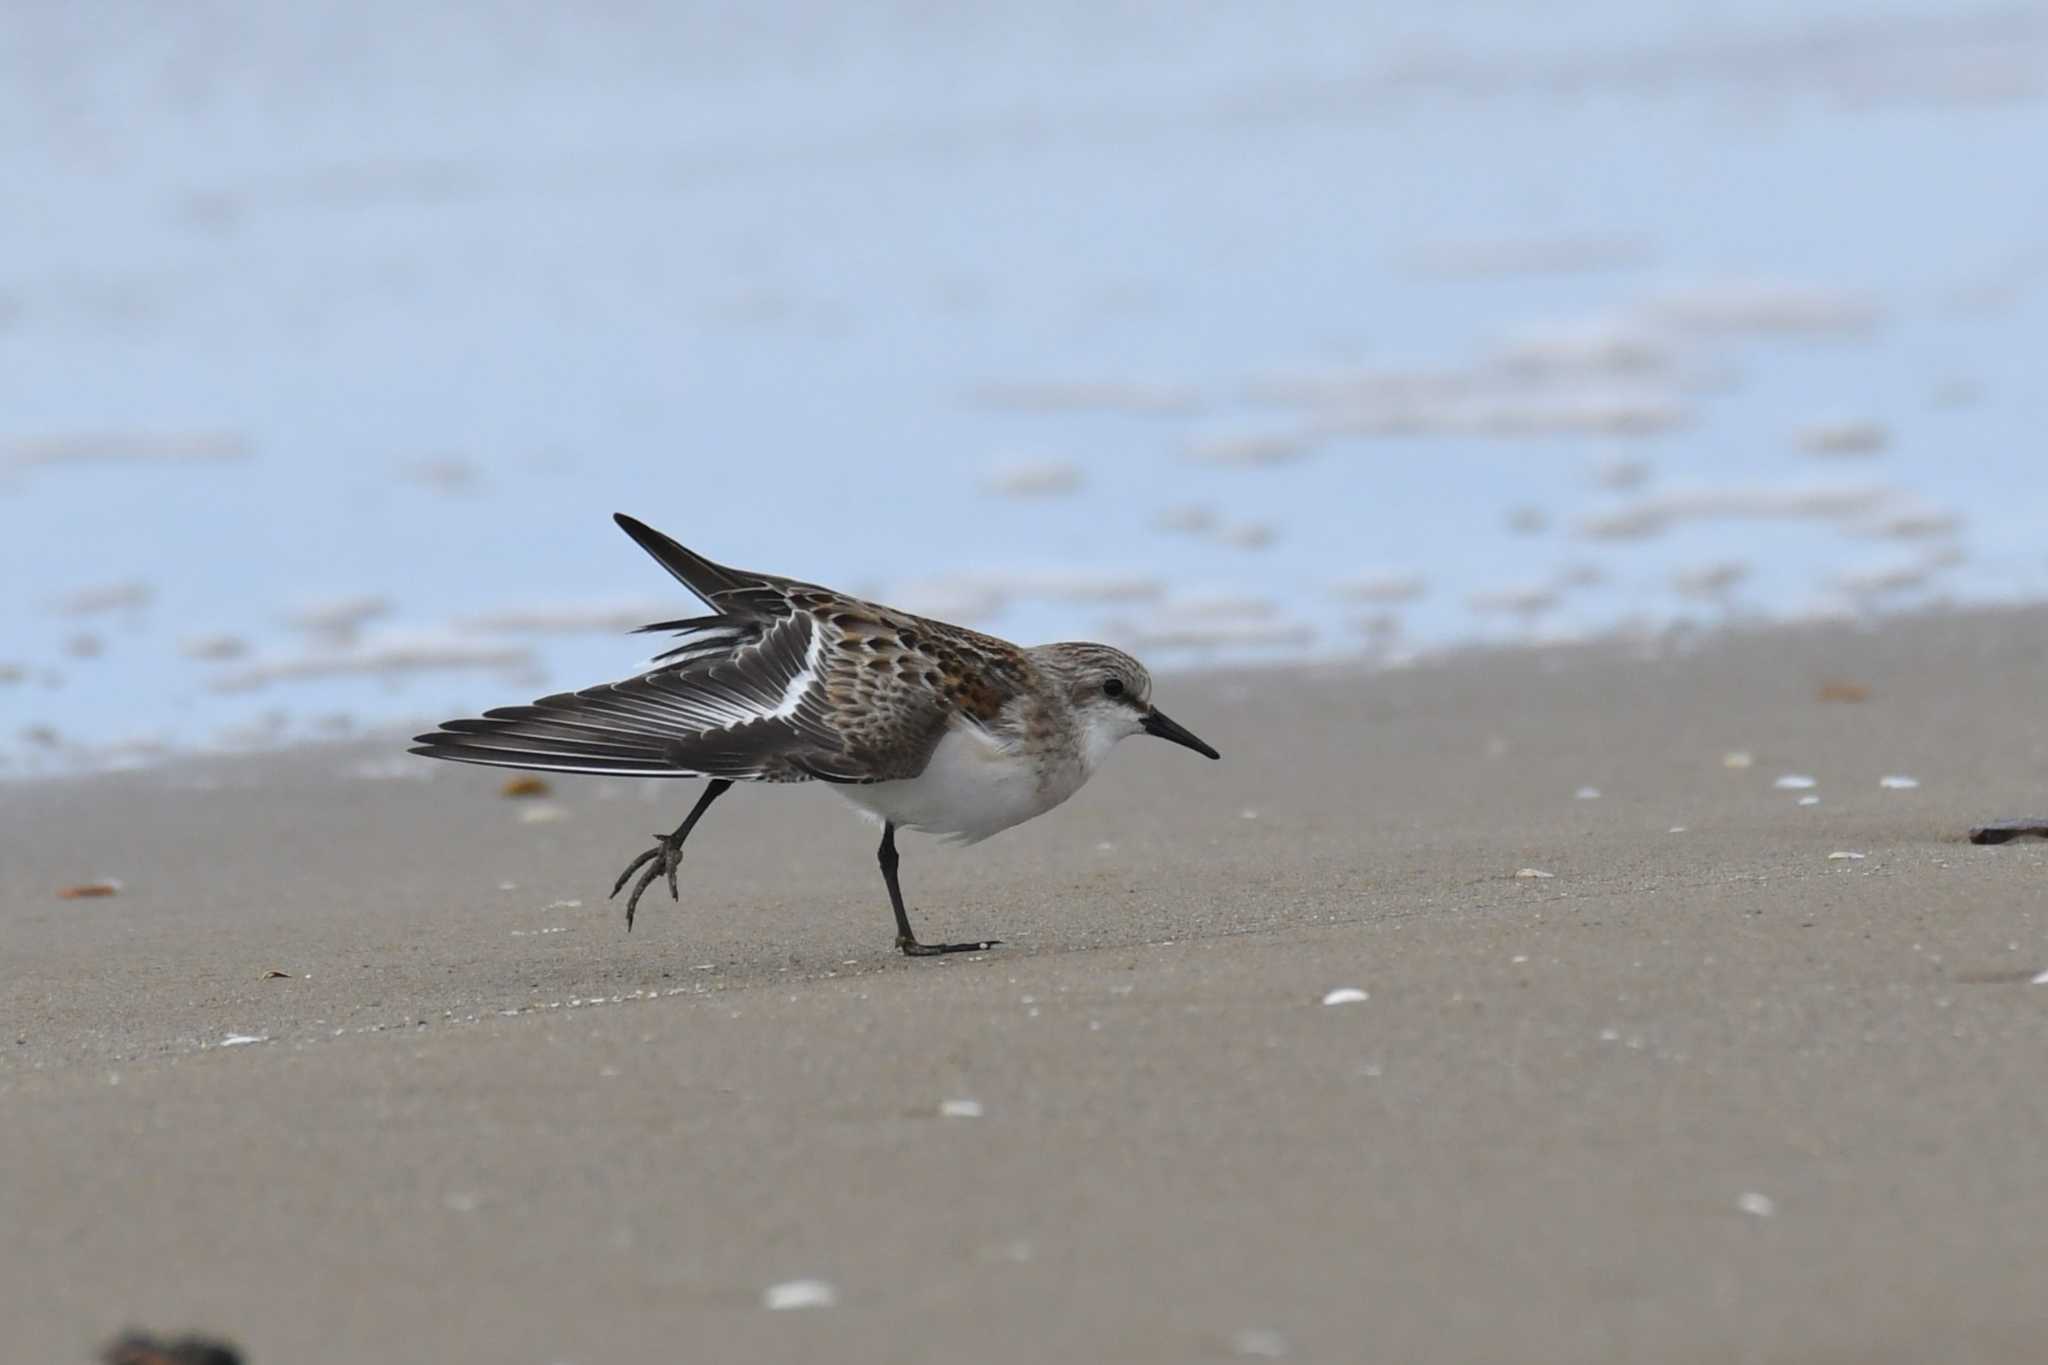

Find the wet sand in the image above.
[{"left": 6, "top": 607, "right": 2048, "bottom": 1363}]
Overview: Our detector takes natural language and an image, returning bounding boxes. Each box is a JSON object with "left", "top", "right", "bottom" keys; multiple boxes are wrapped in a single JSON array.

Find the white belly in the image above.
[{"left": 835, "top": 721, "right": 1089, "bottom": 844}]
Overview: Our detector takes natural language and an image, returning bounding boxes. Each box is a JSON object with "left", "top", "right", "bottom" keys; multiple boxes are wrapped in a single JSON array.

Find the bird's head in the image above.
[{"left": 1032, "top": 642, "right": 1221, "bottom": 769}]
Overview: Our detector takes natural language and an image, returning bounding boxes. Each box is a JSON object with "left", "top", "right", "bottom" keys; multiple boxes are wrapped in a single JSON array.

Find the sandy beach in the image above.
[{"left": 7, "top": 606, "right": 2048, "bottom": 1363}]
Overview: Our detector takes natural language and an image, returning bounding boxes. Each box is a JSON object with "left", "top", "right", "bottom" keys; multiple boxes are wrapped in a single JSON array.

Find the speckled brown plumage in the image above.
[
  {"left": 412, "top": 514, "right": 1053, "bottom": 785},
  {"left": 410, "top": 514, "right": 1220, "bottom": 953}
]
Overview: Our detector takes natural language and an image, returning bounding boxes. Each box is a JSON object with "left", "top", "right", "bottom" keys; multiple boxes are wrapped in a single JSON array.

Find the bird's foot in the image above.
[
  {"left": 609, "top": 833, "right": 684, "bottom": 930},
  {"left": 896, "top": 934, "right": 1002, "bottom": 957}
]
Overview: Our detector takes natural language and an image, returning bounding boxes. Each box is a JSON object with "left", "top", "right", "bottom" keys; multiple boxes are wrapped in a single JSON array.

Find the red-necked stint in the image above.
[{"left": 412, "top": 514, "right": 1221, "bottom": 955}]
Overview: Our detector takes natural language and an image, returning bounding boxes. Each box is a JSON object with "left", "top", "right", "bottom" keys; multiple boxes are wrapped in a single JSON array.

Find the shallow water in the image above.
[{"left": 4, "top": 1, "right": 2045, "bottom": 773}]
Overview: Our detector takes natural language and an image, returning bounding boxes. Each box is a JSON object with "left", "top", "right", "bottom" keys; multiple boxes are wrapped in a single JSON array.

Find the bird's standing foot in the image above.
[
  {"left": 610, "top": 832, "right": 683, "bottom": 931},
  {"left": 896, "top": 932, "right": 1002, "bottom": 957},
  {"left": 877, "top": 821, "right": 998, "bottom": 958}
]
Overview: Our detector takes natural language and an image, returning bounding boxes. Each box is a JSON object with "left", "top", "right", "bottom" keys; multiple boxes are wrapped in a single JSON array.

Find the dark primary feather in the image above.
[
  {"left": 611, "top": 512, "right": 761, "bottom": 603},
  {"left": 631, "top": 613, "right": 741, "bottom": 664},
  {"left": 612, "top": 513, "right": 810, "bottom": 667}
]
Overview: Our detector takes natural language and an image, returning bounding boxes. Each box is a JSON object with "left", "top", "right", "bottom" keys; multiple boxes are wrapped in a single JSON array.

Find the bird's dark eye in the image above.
[{"left": 1102, "top": 678, "right": 1125, "bottom": 698}]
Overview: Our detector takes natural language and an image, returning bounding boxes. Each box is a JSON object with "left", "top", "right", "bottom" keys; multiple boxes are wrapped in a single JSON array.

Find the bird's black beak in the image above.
[{"left": 1142, "top": 707, "right": 1220, "bottom": 760}]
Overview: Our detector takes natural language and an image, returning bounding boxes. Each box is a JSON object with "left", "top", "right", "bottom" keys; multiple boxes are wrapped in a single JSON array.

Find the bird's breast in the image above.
[{"left": 836, "top": 720, "right": 1089, "bottom": 844}]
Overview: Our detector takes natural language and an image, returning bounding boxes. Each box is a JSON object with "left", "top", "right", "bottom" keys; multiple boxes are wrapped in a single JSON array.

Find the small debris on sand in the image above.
[
  {"left": 518, "top": 803, "right": 569, "bottom": 824},
  {"left": 1574, "top": 787, "right": 1602, "bottom": 800},
  {"left": 1827, "top": 851, "right": 1867, "bottom": 861},
  {"left": 1816, "top": 679, "right": 1870, "bottom": 703},
  {"left": 939, "top": 1098, "right": 984, "bottom": 1119},
  {"left": 1231, "top": 1326, "right": 1293, "bottom": 1358},
  {"left": 101, "top": 1330, "right": 244, "bottom": 1365},
  {"left": 1515, "top": 868, "right": 1556, "bottom": 879},
  {"left": 1968, "top": 820, "right": 2048, "bottom": 846},
  {"left": 58, "top": 880, "right": 122, "bottom": 899},
  {"left": 762, "top": 1278, "right": 838, "bottom": 1310},
  {"left": 1723, "top": 751, "right": 1753, "bottom": 769},
  {"left": 500, "top": 775, "right": 551, "bottom": 798},
  {"left": 1736, "top": 1191, "right": 1777, "bottom": 1218},
  {"left": 1774, "top": 774, "right": 1817, "bottom": 790},
  {"left": 1879, "top": 775, "right": 1919, "bottom": 790},
  {"left": 262, "top": 969, "right": 293, "bottom": 980},
  {"left": 1798, "top": 796, "right": 1821, "bottom": 807},
  {"left": 1321, "top": 987, "right": 1368, "bottom": 1006}
]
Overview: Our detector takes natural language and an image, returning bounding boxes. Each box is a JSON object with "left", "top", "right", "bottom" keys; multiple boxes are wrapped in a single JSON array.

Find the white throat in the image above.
[{"left": 1076, "top": 708, "right": 1138, "bottom": 775}]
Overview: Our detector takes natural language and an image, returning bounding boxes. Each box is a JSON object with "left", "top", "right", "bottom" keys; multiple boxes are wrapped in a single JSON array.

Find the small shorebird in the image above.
[{"left": 412, "top": 514, "right": 1220, "bottom": 955}]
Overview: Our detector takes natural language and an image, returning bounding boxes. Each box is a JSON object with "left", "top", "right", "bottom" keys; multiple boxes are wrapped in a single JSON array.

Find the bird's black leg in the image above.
[
  {"left": 878, "top": 821, "right": 1000, "bottom": 957},
  {"left": 610, "top": 778, "right": 732, "bottom": 930}
]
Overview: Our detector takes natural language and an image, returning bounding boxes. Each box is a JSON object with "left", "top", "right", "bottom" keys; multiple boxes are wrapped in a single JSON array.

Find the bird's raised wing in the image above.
[{"left": 410, "top": 515, "right": 982, "bottom": 782}]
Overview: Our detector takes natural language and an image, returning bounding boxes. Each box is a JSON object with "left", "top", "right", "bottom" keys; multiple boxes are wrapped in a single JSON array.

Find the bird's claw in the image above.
[
  {"left": 896, "top": 935, "right": 1002, "bottom": 957},
  {"left": 610, "top": 833, "right": 683, "bottom": 931}
]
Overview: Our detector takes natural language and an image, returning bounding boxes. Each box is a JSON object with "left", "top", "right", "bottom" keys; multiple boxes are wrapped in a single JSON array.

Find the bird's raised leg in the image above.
[
  {"left": 877, "top": 821, "right": 1000, "bottom": 957},
  {"left": 610, "top": 778, "right": 732, "bottom": 930}
]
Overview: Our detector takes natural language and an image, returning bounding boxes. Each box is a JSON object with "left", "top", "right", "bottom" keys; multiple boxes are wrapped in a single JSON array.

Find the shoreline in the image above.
[{"left": 5, "top": 597, "right": 2029, "bottom": 790}]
